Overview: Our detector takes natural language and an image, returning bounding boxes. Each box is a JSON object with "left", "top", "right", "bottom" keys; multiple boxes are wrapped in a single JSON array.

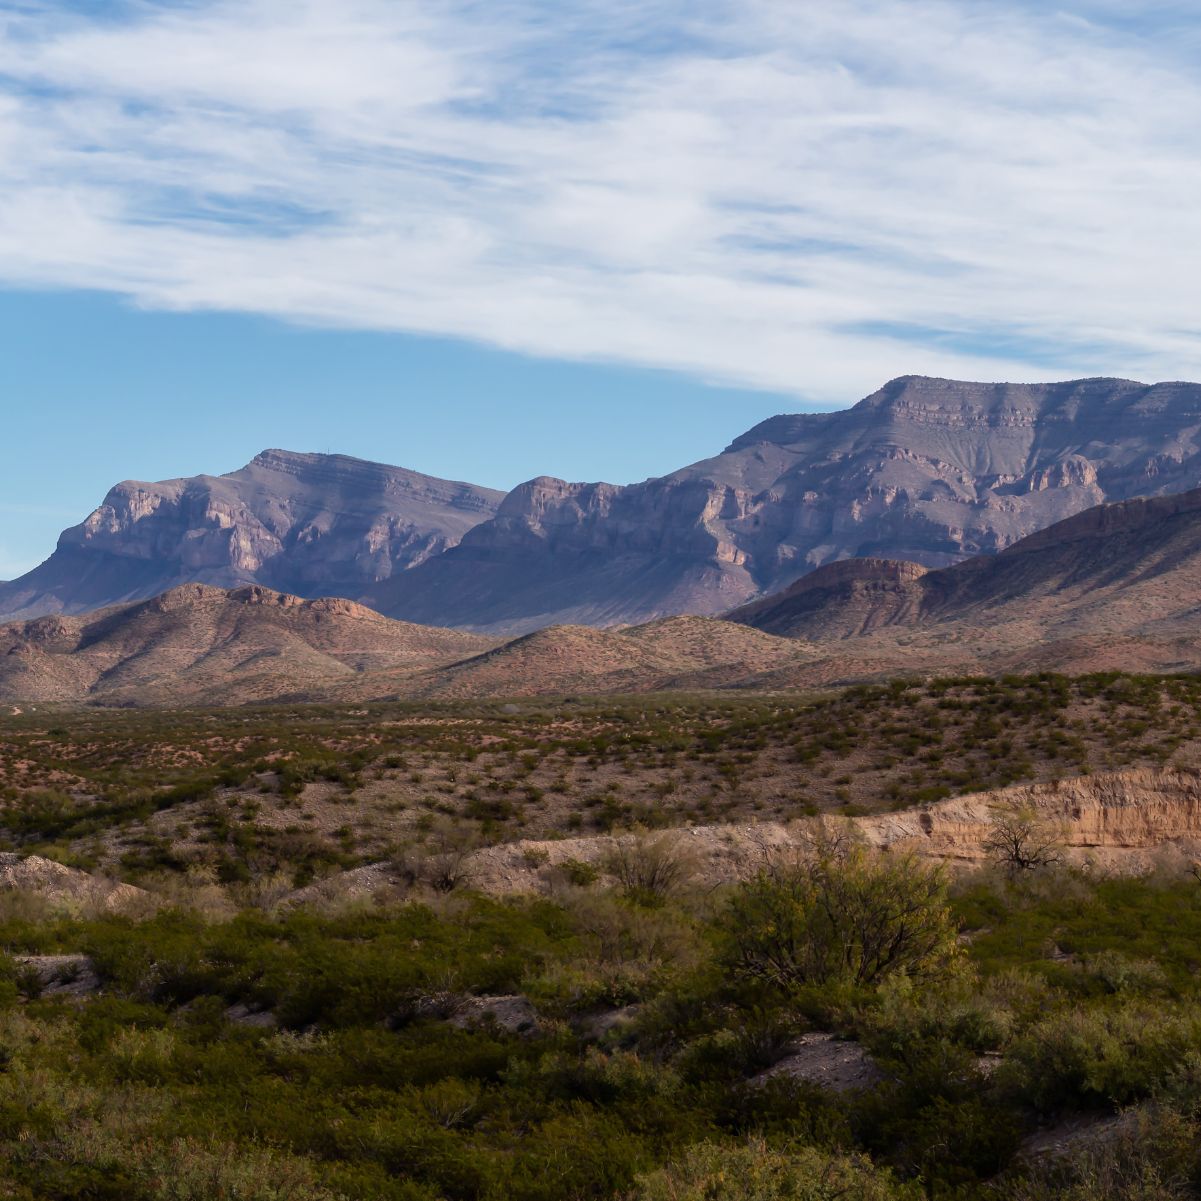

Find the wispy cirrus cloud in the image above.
[{"left": 0, "top": 0, "right": 1199, "bottom": 401}]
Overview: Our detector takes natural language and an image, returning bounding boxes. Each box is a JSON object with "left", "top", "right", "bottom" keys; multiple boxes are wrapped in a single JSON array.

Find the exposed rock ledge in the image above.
[
  {"left": 284, "top": 768, "right": 1201, "bottom": 904},
  {"left": 460, "top": 767, "right": 1201, "bottom": 894},
  {"left": 857, "top": 767, "right": 1201, "bottom": 866},
  {"left": 0, "top": 854, "right": 147, "bottom": 911}
]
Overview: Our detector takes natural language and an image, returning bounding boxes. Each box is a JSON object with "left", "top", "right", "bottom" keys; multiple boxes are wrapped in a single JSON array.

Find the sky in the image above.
[{"left": 1, "top": 0, "right": 1200, "bottom": 575}]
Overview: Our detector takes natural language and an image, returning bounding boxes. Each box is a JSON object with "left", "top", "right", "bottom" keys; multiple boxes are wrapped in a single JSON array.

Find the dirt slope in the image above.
[
  {"left": 0, "top": 854, "right": 145, "bottom": 911},
  {"left": 413, "top": 616, "right": 814, "bottom": 699}
]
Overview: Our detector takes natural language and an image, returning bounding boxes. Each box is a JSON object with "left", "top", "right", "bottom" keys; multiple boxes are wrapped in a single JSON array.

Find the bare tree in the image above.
[
  {"left": 394, "top": 819, "right": 481, "bottom": 892},
  {"left": 605, "top": 831, "right": 697, "bottom": 903},
  {"left": 983, "top": 802, "right": 1064, "bottom": 875}
]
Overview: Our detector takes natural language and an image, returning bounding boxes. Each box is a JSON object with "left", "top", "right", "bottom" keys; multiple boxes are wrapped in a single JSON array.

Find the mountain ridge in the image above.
[
  {"left": 10, "top": 479, "right": 1201, "bottom": 705},
  {"left": 726, "top": 483, "right": 1201, "bottom": 677},
  {"left": 10, "top": 375, "right": 1201, "bottom": 632},
  {"left": 371, "top": 374, "right": 1201, "bottom": 632}
]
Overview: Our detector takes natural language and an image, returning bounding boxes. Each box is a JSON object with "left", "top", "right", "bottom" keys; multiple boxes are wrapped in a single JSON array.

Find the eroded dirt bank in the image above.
[{"left": 460, "top": 767, "right": 1201, "bottom": 895}]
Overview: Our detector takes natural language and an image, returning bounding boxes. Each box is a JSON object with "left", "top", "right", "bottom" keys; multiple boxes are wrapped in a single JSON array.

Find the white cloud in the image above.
[{"left": 0, "top": 0, "right": 1199, "bottom": 402}]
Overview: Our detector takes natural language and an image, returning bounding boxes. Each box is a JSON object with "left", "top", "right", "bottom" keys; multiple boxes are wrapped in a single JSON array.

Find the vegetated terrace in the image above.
[{"left": 0, "top": 671, "right": 1199, "bottom": 885}]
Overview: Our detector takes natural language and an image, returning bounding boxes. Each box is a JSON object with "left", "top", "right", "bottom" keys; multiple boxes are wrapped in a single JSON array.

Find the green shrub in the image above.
[
  {"left": 1003, "top": 1003, "right": 1201, "bottom": 1112},
  {"left": 630, "top": 1139, "right": 919, "bottom": 1200},
  {"left": 1004, "top": 1105, "right": 1199, "bottom": 1200},
  {"left": 718, "top": 841, "right": 961, "bottom": 998}
]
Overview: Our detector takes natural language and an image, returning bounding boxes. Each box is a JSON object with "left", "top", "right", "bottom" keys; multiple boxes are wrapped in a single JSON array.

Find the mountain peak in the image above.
[
  {"left": 856, "top": 374, "right": 1151, "bottom": 411},
  {"left": 0, "top": 452, "right": 505, "bottom": 622},
  {"left": 725, "top": 375, "right": 1170, "bottom": 453}
]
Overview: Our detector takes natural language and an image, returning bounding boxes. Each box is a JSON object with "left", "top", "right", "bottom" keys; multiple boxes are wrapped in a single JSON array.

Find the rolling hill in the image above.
[{"left": 0, "top": 584, "right": 495, "bottom": 706}]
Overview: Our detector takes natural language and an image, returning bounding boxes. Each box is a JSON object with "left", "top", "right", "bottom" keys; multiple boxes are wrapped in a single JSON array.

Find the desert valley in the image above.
[
  {"left": 4, "top": 375, "right": 1201, "bottom": 1198},
  {"left": 5, "top": 0, "right": 1199, "bottom": 1193}
]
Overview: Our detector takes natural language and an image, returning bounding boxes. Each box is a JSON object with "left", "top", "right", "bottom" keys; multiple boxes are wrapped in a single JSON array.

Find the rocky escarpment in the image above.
[
  {"left": 372, "top": 376, "right": 1201, "bottom": 633},
  {"left": 0, "top": 450, "right": 504, "bottom": 620},
  {"left": 364, "top": 473, "right": 758, "bottom": 632},
  {"left": 856, "top": 768, "right": 1201, "bottom": 868},
  {"left": 283, "top": 768, "right": 1201, "bottom": 904}
]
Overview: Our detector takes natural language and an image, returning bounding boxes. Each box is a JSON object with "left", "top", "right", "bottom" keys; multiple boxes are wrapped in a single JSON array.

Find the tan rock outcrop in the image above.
[
  {"left": 458, "top": 768, "right": 1201, "bottom": 894},
  {"left": 0, "top": 854, "right": 146, "bottom": 911},
  {"left": 857, "top": 768, "right": 1201, "bottom": 865}
]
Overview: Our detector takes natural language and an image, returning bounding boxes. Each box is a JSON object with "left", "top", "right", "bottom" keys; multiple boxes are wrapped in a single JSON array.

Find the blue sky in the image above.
[{"left": 1, "top": 0, "right": 1200, "bottom": 575}]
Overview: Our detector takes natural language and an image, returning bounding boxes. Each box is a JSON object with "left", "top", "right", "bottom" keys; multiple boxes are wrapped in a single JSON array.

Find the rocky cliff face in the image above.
[
  {"left": 855, "top": 768, "right": 1201, "bottom": 869},
  {"left": 0, "top": 451, "right": 504, "bottom": 619},
  {"left": 371, "top": 375, "right": 1201, "bottom": 632}
]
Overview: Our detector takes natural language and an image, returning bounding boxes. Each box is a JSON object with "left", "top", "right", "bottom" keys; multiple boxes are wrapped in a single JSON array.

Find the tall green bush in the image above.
[{"left": 717, "top": 840, "right": 960, "bottom": 997}]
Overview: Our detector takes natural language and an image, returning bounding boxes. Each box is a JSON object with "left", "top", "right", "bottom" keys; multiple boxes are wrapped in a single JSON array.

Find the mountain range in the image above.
[
  {"left": 6, "top": 374, "right": 1201, "bottom": 635},
  {"left": 8, "top": 480, "right": 1201, "bottom": 704},
  {"left": 369, "top": 375, "right": 1201, "bottom": 632}
]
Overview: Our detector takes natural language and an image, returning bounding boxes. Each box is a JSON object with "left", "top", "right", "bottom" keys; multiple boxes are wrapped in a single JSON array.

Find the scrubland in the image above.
[
  {"left": 2, "top": 674, "right": 1201, "bottom": 1198},
  {"left": 3, "top": 672, "right": 1201, "bottom": 882}
]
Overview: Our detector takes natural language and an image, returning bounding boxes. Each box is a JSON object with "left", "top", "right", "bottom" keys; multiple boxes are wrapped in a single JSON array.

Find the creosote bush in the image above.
[
  {"left": 3, "top": 867, "right": 1201, "bottom": 1197},
  {"left": 719, "top": 835, "right": 961, "bottom": 997},
  {"left": 606, "top": 831, "right": 698, "bottom": 905}
]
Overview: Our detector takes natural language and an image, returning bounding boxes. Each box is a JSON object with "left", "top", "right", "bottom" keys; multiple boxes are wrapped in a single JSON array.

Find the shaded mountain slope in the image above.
[
  {"left": 0, "top": 450, "right": 503, "bottom": 620},
  {"left": 728, "top": 486, "right": 1201, "bottom": 679},
  {"left": 726, "top": 559, "right": 932, "bottom": 640},
  {"left": 371, "top": 376, "right": 1201, "bottom": 633}
]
